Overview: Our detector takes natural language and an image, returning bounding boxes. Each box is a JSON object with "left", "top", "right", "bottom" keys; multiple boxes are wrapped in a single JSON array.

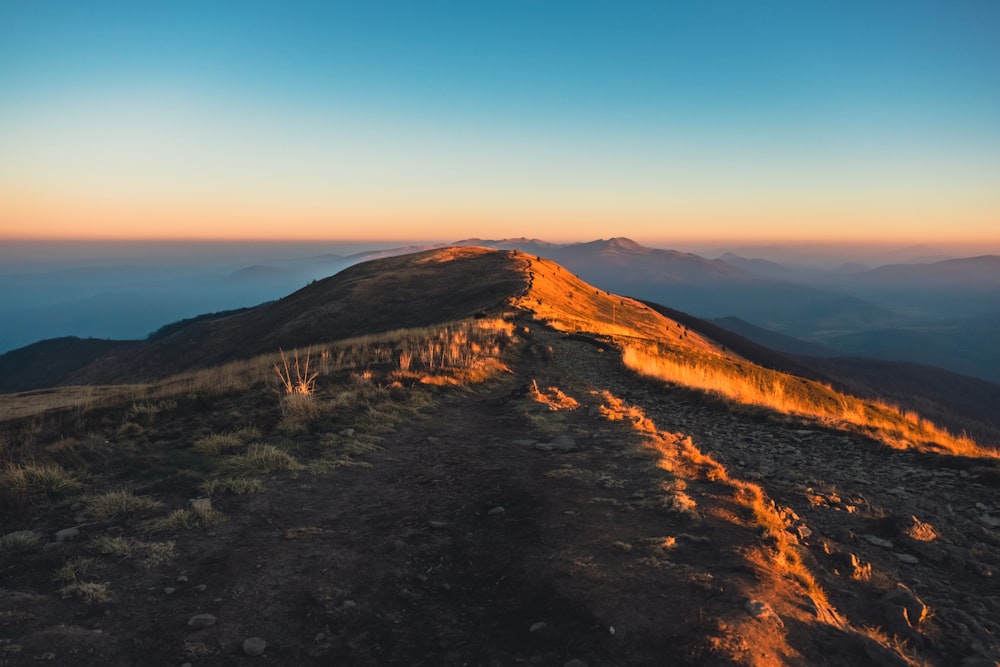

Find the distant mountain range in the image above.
[{"left": 2, "top": 237, "right": 998, "bottom": 386}]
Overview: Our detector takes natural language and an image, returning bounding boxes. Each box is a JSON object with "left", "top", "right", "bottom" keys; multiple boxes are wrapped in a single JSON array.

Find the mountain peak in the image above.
[{"left": 595, "top": 237, "right": 648, "bottom": 253}]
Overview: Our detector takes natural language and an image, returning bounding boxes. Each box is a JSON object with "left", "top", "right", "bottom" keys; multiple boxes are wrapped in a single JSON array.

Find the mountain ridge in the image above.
[{"left": 2, "top": 246, "right": 999, "bottom": 666}]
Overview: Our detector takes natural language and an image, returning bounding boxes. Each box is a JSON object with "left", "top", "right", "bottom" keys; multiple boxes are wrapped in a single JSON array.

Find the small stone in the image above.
[
  {"left": 487, "top": 506, "right": 505, "bottom": 516},
  {"left": 980, "top": 514, "right": 1000, "bottom": 528},
  {"left": 188, "top": 498, "right": 212, "bottom": 512},
  {"left": 745, "top": 599, "right": 784, "bottom": 626},
  {"left": 340, "top": 428, "right": 355, "bottom": 437},
  {"left": 862, "top": 534, "right": 894, "bottom": 549},
  {"left": 341, "top": 600, "right": 357, "bottom": 610},
  {"left": 794, "top": 524, "right": 812, "bottom": 540},
  {"left": 176, "top": 575, "right": 189, "bottom": 583},
  {"left": 894, "top": 553, "right": 919, "bottom": 564},
  {"left": 427, "top": 520, "right": 448, "bottom": 529},
  {"left": 164, "top": 587, "right": 177, "bottom": 595},
  {"left": 55, "top": 527, "right": 79, "bottom": 543},
  {"left": 186, "top": 613, "right": 217, "bottom": 629},
  {"left": 537, "top": 435, "right": 576, "bottom": 452},
  {"left": 529, "top": 621, "right": 546, "bottom": 633},
  {"left": 193, "top": 584, "right": 207, "bottom": 592},
  {"left": 243, "top": 637, "right": 266, "bottom": 656}
]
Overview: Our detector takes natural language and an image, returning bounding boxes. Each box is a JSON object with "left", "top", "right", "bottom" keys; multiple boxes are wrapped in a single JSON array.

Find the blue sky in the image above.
[{"left": 1, "top": 1, "right": 998, "bottom": 243}]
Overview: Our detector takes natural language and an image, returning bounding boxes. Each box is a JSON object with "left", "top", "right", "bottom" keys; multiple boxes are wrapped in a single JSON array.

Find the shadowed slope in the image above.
[{"left": 63, "top": 247, "right": 525, "bottom": 384}]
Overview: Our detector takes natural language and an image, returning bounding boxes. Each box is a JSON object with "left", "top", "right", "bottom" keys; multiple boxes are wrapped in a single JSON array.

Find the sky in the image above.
[{"left": 1, "top": 1, "right": 999, "bottom": 245}]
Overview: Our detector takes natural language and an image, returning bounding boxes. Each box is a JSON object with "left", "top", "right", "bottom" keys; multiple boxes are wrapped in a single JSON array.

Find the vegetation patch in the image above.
[
  {"left": 223, "top": 444, "right": 302, "bottom": 475},
  {"left": 89, "top": 535, "right": 176, "bottom": 567},
  {"left": 0, "top": 531, "right": 41, "bottom": 557},
  {"left": 85, "top": 489, "right": 162, "bottom": 522},
  {"left": 0, "top": 461, "right": 82, "bottom": 507},
  {"left": 144, "top": 506, "right": 226, "bottom": 532},
  {"left": 193, "top": 432, "right": 244, "bottom": 455},
  {"left": 200, "top": 476, "right": 265, "bottom": 495}
]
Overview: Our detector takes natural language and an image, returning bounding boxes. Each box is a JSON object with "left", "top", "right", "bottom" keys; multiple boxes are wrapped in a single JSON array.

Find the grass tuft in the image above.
[
  {"left": 86, "top": 489, "right": 162, "bottom": 522},
  {"left": 200, "top": 476, "right": 265, "bottom": 495},
  {"left": 224, "top": 444, "right": 301, "bottom": 475},
  {"left": 193, "top": 433, "right": 244, "bottom": 455},
  {"left": 0, "top": 461, "right": 83, "bottom": 507},
  {"left": 59, "top": 581, "right": 113, "bottom": 604},
  {"left": 144, "top": 506, "right": 226, "bottom": 532},
  {"left": 0, "top": 531, "right": 41, "bottom": 557},
  {"left": 89, "top": 535, "right": 176, "bottom": 567}
]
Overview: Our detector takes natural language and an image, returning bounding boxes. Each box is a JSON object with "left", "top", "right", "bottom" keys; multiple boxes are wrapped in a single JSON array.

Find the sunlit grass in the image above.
[{"left": 621, "top": 344, "right": 989, "bottom": 457}]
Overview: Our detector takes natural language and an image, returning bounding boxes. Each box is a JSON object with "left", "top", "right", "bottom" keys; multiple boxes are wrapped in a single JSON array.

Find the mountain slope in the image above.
[
  {"left": 2, "top": 247, "right": 999, "bottom": 666},
  {"left": 61, "top": 247, "right": 525, "bottom": 385}
]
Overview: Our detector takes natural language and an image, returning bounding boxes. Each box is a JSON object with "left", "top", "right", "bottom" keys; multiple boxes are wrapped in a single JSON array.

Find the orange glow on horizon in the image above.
[{"left": 2, "top": 184, "right": 998, "bottom": 245}]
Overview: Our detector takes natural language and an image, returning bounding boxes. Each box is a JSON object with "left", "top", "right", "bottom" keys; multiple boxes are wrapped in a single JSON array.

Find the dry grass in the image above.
[
  {"left": 223, "top": 444, "right": 301, "bottom": 475},
  {"left": 0, "top": 461, "right": 83, "bottom": 507},
  {"left": 59, "top": 581, "right": 113, "bottom": 604},
  {"left": 621, "top": 344, "right": 990, "bottom": 458},
  {"left": 0, "top": 317, "right": 516, "bottom": 427},
  {"left": 53, "top": 557, "right": 113, "bottom": 604},
  {"left": 275, "top": 348, "right": 319, "bottom": 395},
  {"left": 89, "top": 535, "right": 176, "bottom": 567},
  {"left": 0, "top": 531, "right": 41, "bottom": 557},
  {"left": 144, "top": 505, "right": 226, "bottom": 532},
  {"left": 278, "top": 392, "right": 327, "bottom": 428},
  {"left": 528, "top": 380, "right": 580, "bottom": 411},
  {"left": 85, "top": 489, "right": 162, "bottom": 522},
  {"left": 200, "top": 476, "right": 265, "bottom": 495},
  {"left": 193, "top": 433, "right": 244, "bottom": 455}
]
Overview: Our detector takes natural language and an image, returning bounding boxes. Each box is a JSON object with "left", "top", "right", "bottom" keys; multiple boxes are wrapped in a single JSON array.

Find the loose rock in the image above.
[
  {"left": 862, "top": 534, "right": 894, "bottom": 549},
  {"left": 186, "top": 613, "right": 217, "bottom": 629},
  {"left": 242, "top": 637, "right": 267, "bottom": 656},
  {"left": 55, "top": 527, "right": 79, "bottom": 543},
  {"left": 745, "top": 599, "right": 783, "bottom": 626},
  {"left": 188, "top": 498, "right": 212, "bottom": 512}
]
